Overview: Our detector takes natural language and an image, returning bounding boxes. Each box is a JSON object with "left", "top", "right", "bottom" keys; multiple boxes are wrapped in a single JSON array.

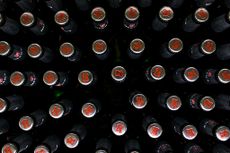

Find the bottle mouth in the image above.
[
  {"left": 130, "top": 38, "right": 145, "bottom": 54},
  {"left": 27, "top": 43, "right": 42, "bottom": 58},
  {"left": 159, "top": 6, "right": 174, "bottom": 22},
  {"left": 19, "top": 116, "right": 34, "bottom": 131},
  {"left": 112, "top": 120, "right": 127, "bottom": 136},
  {"left": 200, "top": 96, "right": 215, "bottom": 111},
  {"left": 182, "top": 125, "right": 198, "bottom": 140},
  {"left": 166, "top": 95, "right": 182, "bottom": 111},
  {"left": 147, "top": 123, "right": 163, "bottom": 139},
  {"left": 168, "top": 38, "right": 183, "bottom": 53},
  {"left": 78, "top": 70, "right": 94, "bottom": 86},
  {"left": 55, "top": 10, "right": 69, "bottom": 26},
  {"left": 201, "top": 39, "right": 216, "bottom": 55},
  {"left": 64, "top": 133, "right": 80, "bottom": 149},
  {"left": 194, "top": 8, "right": 209, "bottom": 23},
  {"left": 92, "top": 39, "right": 107, "bottom": 55},
  {"left": 2, "top": 143, "right": 18, "bottom": 153},
  {"left": 111, "top": 66, "right": 127, "bottom": 82},
  {"left": 49, "top": 103, "right": 64, "bottom": 119},
  {"left": 95, "top": 149, "right": 107, "bottom": 153},
  {"left": 59, "top": 42, "right": 75, "bottom": 58},
  {"left": 91, "top": 7, "right": 106, "bottom": 22},
  {"left": 150, "top": 65, "right": 166, "bottom": 81},
  {"left": 131, "top": 93, "right": 148, "bottom": 109},
  {"left": 218, "top": 68, "right": 230, "bottom": 84},
  {"left": 81, "top": 102, "right": 97, "bottom": 118},
  {"left": 184, "top": 67, "right": 199, "bottom": 82},
  {"left": 34, "top": 145, "right": 50, "bottom": 153},
  {"left": 10, "top": 71, "right": 25, "bottom": 87},
  {"left": 43, "top": 70, "right": 58, "bottom": 86},
  {"left": 20, "top": 12, "right": 35, "bottom": 27},
  {"left": 125, "top": 6, "right": 140, "bottom": 21},
  {"left": 215, "top": 126, "right": 230, "bottom": 141},
  {"left": 0, "top": 41, "right": 11, "bottom": 56}
]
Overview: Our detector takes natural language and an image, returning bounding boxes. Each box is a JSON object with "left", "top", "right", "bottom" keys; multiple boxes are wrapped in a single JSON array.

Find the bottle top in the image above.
[
  {"left": 34, "top": 145, "right": 49, "bottom": 153},
  {"left": 10, "top": 71, "right": 25, "bottom": 86},
  {"left": 194, "top": 8, "right": 209, "bottom": 23},
  {"left": 182, "top": 125, "right": 198, "bottom": 140},
  {"left": 201, "top": 39, "right": 216, "bottom": 55},
  {"left": 20, "top": 12, "right": 35, "bottom": 27},
  {"left": 55, "top": 11, "right": 69, "bottom": 26},
  {"left": 49, "top": 103, "right": 64, "bottom": 119},
  {"left": 81, "top": 102, "right": 97, "bottom": 118},
  {"left": 0, "top": 98, "right": 7, "bottom": 113},
  {"left": 59, "top": 42, "right": 75, "bottom": 58},
  {"left": 166, "top": 95, "right": 182, "bottom": 111},
  {"left": 19, "top": 116, "right": 34, "bottom": 131},
  {"left": 0, "top": 41, "right": 11, "bottom": 56},
  {"left": 27, "top": 43, "right": 43, "bottom": 58},
  {"left": 43, "top": 71, "right": 58, "bottom": 86},
  {"left": 168, "top": 38, "right": 183, "bottom": 53},
  {"left": 215, "top": 126, "right": 230, "bottom": 141},
  {"left": 159, "top": 6, "right": 174, "bottom": 22},
  {"left": 125, "top": 6, "right": 140, "bottom": 21},
  {"left": 200, "top": 96, "right": 215, "bottom": 111},
  {"left": 183, "top": 67, "right": 199, "bottom": 82},
  {"left": 91, "top": 7, "right": 106, "bottom": 22},
  {"left": 130, "top": 38, "right": 145, "bottom": 54},
  {"left": 78, "top": 70, "right": 94, "bottom": 86},
  {"left": 131, "top": 93, "right": 148, "bottom": 109},
  {"left": 112, "top": 120, "right": 127, "bottom": 136},
  {"left": 92, "top": 39, "right": 107, "bottom": 55},
  {"left": 150, "top": 65, "right": 166, "bottom": 80},
  {"left": 1, "top": 143, "right": 18, "bottom": 153},
  {"left": 218, "top": 69, "right": 230, "bottom": 84},
  {"left": 147, "top": 123, "right": 163, "bottom": 139},
  {"left": 64, "top": 133, "right": 80, "bottom": 149},
  {"left": 111, "top": 66, "right": 127, "bottom": 82}
]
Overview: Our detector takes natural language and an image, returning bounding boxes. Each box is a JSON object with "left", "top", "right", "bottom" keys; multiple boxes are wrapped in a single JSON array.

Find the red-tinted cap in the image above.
[
  {"left": 111, "top": 66, "right": 127, "bottom": 82},
  {"left": 168, "top": 38, "right": 183, "bottom": 53},
  {"left": 43, "top": 71, "right": 58, "bottom": 86},
  {"left": 130, "top": 38, "right": 145, "bottom": 54},
  {"left": 159, "top": 6, "right": 174, "bottom": 22},
  {"left": 59, "top": 42, "right": 75, "bottom": 58},
  {"left": 55, "top": 11, "right": 69, "bottom": 26},
  {"left": 0, "top": 41, "right": 11, "bottom": 56},
  {"left": 20, "top": 12, "right": 35, "bottom": 27},
  {"left": 27, "top": 43, "right": 42, "bottom": 58},
  {"left": 49, "top": 103, "right": 64, "bottom": 119},
  {"left": 78, "top": 70, "right": 94, "bottom": 86},
  {"left": 150, "top": 65, "right": 166, "bottom": 81},
  {"left": 194, "top": 8, "right": 209, "bottom": 23},
  {"left": 125, "top": 6, "right": 140, "bottom": 21},
  {"left": 0, "top": 98, "right": 7, "bottom": 113},
  {"left": 112, "top": 120, "right": 127, "bottom": 136},
  {"left": 201, "top": 39, "right": 216, "bottom": 55},
  {"left": 166, "top": 95, "right": 182, "bottom": 111},
  {"left": 200, "top": 96, "right": 215, "bottom": 111},
  {"left": 182, "top": 125, "right": 198, "bottom": 140},
  {"left": 10, "top": 71, "right": 25, "bottom": 86},
  {"left": 81, "top": 102, "right": 97, "bottom": 118},
  {"left": 64, "top": 133, "right": 80, "bottom": 149},
  {"left": 147, "top": 123, "right": 163, "bottom": 139},
  {"left": 131, "top": 93, "right": 148, "bottom": 109},
  {"left": 34, "top": 145, "right": 49, "bottom": 153},
  {"left": 215, "top": 126, "right": 230, "bottom": 141},
  {"left": 92, "top": 39, "right": 107, "bottom": 55},
  {"left": 1, "top": 143, "right": 18, "bottom": 153},
  {"left": 19, "top": 116, "right": 34, "bottom": 131},
  {"left": 184, "top": 67, "right": 199, "bottom": 82},
  {"left": 218, "top": 69, "right": 230, "bottom": 84},
  {"left": 91, "top": 7, "right": 106, "bottom": 22}
]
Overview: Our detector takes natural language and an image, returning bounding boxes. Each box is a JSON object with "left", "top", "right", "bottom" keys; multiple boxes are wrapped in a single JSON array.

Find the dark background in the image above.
[{"left": 0, "top": 0, "right": 230, "bottom": 152}]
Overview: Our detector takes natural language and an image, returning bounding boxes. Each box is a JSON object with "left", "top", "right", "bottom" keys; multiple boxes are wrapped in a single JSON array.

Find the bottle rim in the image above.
[
  {"left": 168, "top": 38, "right": 183, "bottom": 53},
  {"left": 112, "top": 120, "right": 127, "bottom": 136},
  {"left": 92, "top": 39, "right": 107, "bottom": 55},
  {"left": 150, "top": 65, "right": 166, "bottom": 81},
  {"left": 125, "top": 6, "right": 140, "bottom": 21},
  {"left": 131, "top": 93, "right": 148, "bottom": 109},
  {"left": 27, "top": 43, "right": 43, "bottom": 58},
  {"left": 64, "top": 133, "right": 80, "bottom": 149},
  {"left": 34, "top": 145, "right": 50, "bottom": 153},
  {"left": 81, "top": 102, "right": 97, "bottom": 118},
  {"left": 147, "top": 123, "right": 163, "bottom": 139},
  {"left": 91, "top": 7, "right": 106, "bottom": 22},
  {"left": 130, "top": 38, "right": 145, "bottom": 54},
  {"left": 49, "top": 103, "right": 64, "bottom": 119},
  {"left": 159, "top": 6, "right": 174, "bottom": 22},
  {"left": 111, "top": 66, "right": 127, "bottom": 82},
  {"left": 194, "top": 8, "right": 209, "bottom": 23},
  {"left": 78, "top": 70, "right": 94, "bottom": 86},
  {"left": 43, "top": 70, "right": 58, "bottom": 86},
  {"left": 182, "top": 125, "right": 198, "bottom": 140},
  {"left": 20, "top": 12, "right": 35, "bottom": 27},
  {"left": 184, "top": 67, "right": 199, "bottom": 82},
  {"left": 19, "top": 115, "right": 34, "bottom": 131},
  {"left": 200, "top": 96, "right": 215, "bottom": 111},
  {"left": 166, "top": 95, "right": 182, "bottom": 111},
  {"left": 215, "top": 126, "right": 230, "bottom": 141},
  {"left": 54, "top": 10, "right": 69, "bottom": 26},
  {"left": 1, "top": 143, "right": 18, "bottom": 153},
  {"left": 0, "top": 98, "right": 7, "bottom": 113},
  {"left": 201, "top": 39, "right": 216, "bottom": 55},
  {"left": 218, "top": 68, "right": 230, "bottom": 84},
  {"left": 59, "top": 42, "right": 75, "bottom": 58}
]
